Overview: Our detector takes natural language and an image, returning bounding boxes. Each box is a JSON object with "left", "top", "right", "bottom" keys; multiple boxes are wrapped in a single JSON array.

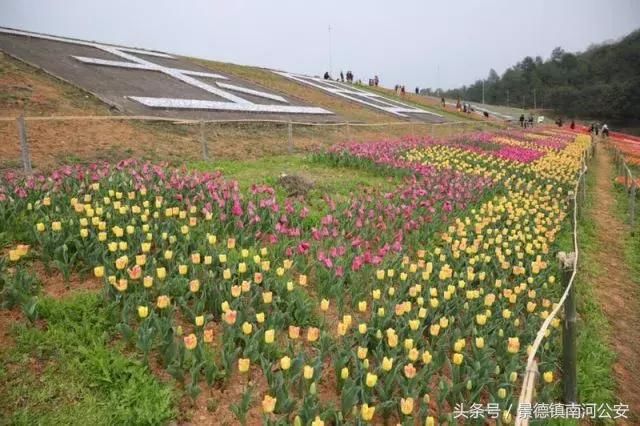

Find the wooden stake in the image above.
[
  {"left": 287, "top": 121, "right": 293, "bottom": 154},
  {"left": 17, "top": 114, "right": 32, "bottom": 174},
  {"left": 199, "top": 121, "right": 209, "bottom": 161},
  {"left": 559, "top": 250, "right": 577, "bottom": 403}
]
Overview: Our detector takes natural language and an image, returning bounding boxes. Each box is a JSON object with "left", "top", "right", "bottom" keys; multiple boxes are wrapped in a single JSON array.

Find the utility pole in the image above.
[
  {"left": 328, "top": 25, "right": 333, "bottom": 77},
  {"left": 482, "top": 80, "right": 485, "bottom": 105}
]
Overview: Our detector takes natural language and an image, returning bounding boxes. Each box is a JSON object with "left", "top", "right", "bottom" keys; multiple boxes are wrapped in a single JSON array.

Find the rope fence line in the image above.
[
  {"left": 515, "top": 138, "right": 593, "bottom": 426},
  {"left": 4, "top": 113, "right": 507, "bottom": 174},
  {"left": 0, "top": 114, "right": 502, "bottom": 128}
]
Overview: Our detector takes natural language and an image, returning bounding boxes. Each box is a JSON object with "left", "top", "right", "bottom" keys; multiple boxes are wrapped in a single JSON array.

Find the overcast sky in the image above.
[{"left": 1, "top": 0, "right": 639, "bottom": 90}]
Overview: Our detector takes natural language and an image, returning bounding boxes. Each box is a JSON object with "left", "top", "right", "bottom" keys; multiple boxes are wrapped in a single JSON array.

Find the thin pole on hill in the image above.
[{"left": 17, "top": 114, "right": 32, "bottom": 175}]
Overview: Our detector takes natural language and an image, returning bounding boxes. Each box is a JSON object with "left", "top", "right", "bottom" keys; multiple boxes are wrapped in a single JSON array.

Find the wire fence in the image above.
[
  {"left": 611, "top": 144, "right": 637, "bottom": 229},
  {"left": 0, "top": 114, "right": 507, "bottom": 172}
]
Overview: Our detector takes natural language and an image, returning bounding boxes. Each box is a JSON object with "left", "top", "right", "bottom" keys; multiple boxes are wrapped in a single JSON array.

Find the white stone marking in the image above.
[
  {"left": 72, "top": 56, "right": 229, "bottom": 79},
  {"left": 129, "top": 97, "right": 332, "bottom": 114},
  {"left": 216, "top": 82, "right": 288, "bottom": 103},
  {"left": 274, "top": 71, "right": 441, "bottom": 118},
  {"left": 0, "top": 27, "right": 333, "bottom": 115}
]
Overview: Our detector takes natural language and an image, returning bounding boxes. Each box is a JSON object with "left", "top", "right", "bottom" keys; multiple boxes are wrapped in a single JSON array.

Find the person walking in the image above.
[
  {"left": 340, "top": 71, "right": 344, "bottom": 82},
  {"left": 570, "top": 120, "right": 575, "bottom": 130},
  {"left": 519, "top": 114, "right": 525, "bottom": 128},
  {"left": 602, "top": 123, "right": 609, "bottom": 138}
]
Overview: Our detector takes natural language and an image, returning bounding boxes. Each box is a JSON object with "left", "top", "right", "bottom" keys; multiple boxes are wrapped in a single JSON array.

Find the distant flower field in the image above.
[{"left": 0, "top": 128, "right": 590, "bottom": 424}]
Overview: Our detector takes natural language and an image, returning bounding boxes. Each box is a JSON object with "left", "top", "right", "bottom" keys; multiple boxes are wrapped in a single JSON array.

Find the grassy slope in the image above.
[{"left": 357, "top": 85, "right": 472, "bottom": 122}]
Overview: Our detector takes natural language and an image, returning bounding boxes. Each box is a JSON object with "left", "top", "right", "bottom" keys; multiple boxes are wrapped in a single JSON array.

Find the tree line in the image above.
[{"left": 434, "top": 28, "right": 640, "bottom": 121}]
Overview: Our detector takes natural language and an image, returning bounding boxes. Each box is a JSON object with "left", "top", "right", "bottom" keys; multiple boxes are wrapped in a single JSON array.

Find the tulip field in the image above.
[{"left": 0, "top": 128, "right": 590, "bottom": 424}]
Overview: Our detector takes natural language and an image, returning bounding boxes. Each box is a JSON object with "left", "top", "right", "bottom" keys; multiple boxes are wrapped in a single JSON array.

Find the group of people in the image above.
[
  {"left": 323, "top": 70, "right": 356, "bottom": 84},
  {"left": 367, "top": 75, "right": 379, "bottom": 86},
  {"left": 455, "top": 99, "right": 473, "bottom": 114},
  {"left": 394, "top": 85, "right": 406, "bottom": 96},
  {"left": 520, "top": 114, "right": 535, "bottom": 128},
  {"left": 589, "top": 122, "right": 610, "bottom": 137}
]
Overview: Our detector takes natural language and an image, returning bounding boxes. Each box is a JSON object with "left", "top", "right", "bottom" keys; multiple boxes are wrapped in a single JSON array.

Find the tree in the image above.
[{"left": 440, "top": 28, "right": 640, "bottom": 121}]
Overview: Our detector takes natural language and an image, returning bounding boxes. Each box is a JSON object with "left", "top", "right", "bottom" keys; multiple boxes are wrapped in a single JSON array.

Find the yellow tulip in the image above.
[
  {"left": 357, "top": 346, "right": 368, "bottom": 360},
  {"left": 137, "top": 306, "right": 149, "bottom": 319},
  {"left": 157, "top": 295, "right": 171, "bottom": 309},
  {"left": 400, "top": 397, "right": 414, "bottom": 416},
  {"left": 340, "top": 367, "right": 349, "bottom": 379},
  {"left": 156, "top": 267, "right": 166, "bottom": 280},
  {"left": 365, "top": 372, "right": 377, "bottom": 387},
  {"left": 303, "top": 365, "right": 314, "bottom": 380},
  {"left": 242, "top": 322, "right": 253, "bottom": 335},
  {"left": 361, "top": 403, "right": 375, "bottom": 421},
  {"left": 452, "top": 353, "right": 464, "bottom": 365},
  {"left": 93, "top": 266, "right": 105, "bottom": 278},
  {"left": 320, "top": 298, "right": 330, "bottom": 311},
  {"left": 381, "top": 357, "right": 393, "bottom": 372},
  {"left": 307, "top": 327, "right": 319, "bottom": 342},
  {"left": 264, "top": 329, "right": 275, "bottom": 344},
  {"left": 280, "top": 356, "right": 291, "bottom": 371},
  {"left": 238, "top": 358, "right": 250, "bottom": 373},
  {"left": 262, "top": 394, "right": 276, "bottom": 413}
]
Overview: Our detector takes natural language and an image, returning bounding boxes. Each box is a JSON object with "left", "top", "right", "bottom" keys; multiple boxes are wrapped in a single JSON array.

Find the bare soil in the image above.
[{"left": 590, "top": 144, "right": 640, "bottom": 424}]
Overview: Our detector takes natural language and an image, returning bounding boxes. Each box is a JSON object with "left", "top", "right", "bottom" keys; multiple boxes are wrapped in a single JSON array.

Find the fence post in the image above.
[
  {"left": 199, "top": 121, "right": 209, "bottom": 161},
  {"left": 559, "top": 250, "right": 577, "bottom": 403},
  {"left": 287, "top": 121, "right": 293, "bottom": 154},
  {"left": 630, "top": 183, "right": 637, "bottom": 229},
  {"left": 17, "top": 114, "right": 32, "bottom": 174}
]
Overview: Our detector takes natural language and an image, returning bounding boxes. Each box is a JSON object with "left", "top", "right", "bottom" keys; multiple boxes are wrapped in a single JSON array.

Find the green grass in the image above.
[
  {"left": 190, "top": 154, "right": 401, "bottom": 199},
  {"left": 0, "top": 292, "right": 177, "bottom": 425},
  {"left": 572, "top": 168, "right": 617, "bottom": 407}
]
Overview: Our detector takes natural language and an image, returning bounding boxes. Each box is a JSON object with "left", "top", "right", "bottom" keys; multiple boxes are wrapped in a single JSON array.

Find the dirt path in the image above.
[{"left": 590, "top": 143, "right": 640, "bottom": 423}]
